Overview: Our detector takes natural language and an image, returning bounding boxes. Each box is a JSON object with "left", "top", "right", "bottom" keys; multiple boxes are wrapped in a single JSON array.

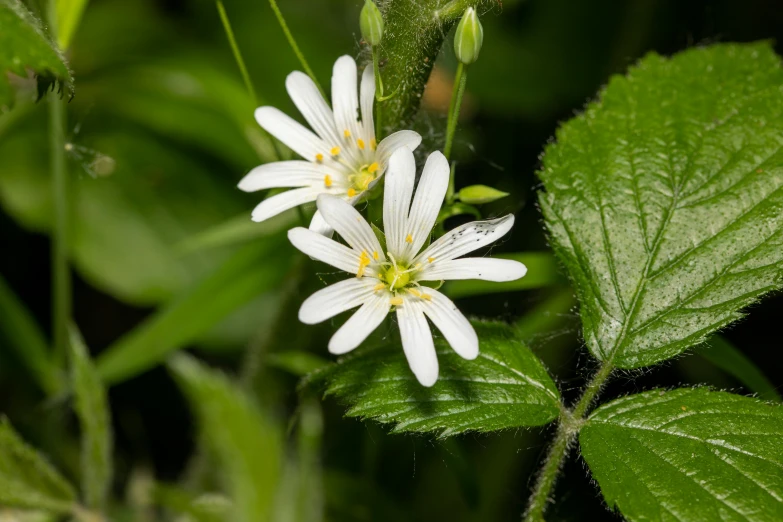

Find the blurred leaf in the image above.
[
  {"left": 443, "top": 252, "right": 562, "bottom": 299},
  {"left": 68, "top": 325, "right": 112, "bottom": 511},
  {"left": 580, "top": 388, "right": 783, "bottom": 522},
  {"left": 323, "top": 470, "right": 410, "bottom": 522},
  {"left": 695, "top": 336, "right": 781, "bottom": 402},
  {"left": 539, "top": 42, "right": 783, "bottom": 369},
  {"left": 436, "top": 202, "right": 481, "bottom": 224},
  {"left": 152, "top": 483, "right": 229, "bottom": 522},
  {"left": 310, "top": 321, "right": 560, "bottom": 437},
  {"left": 176, "top": 210, "right": 297, "bottom": 254},
  {"left": 0, "top": 418, "right": 76, "bottom": 513},
  {"left": 97, "top": 238, "right": 294, "bottom": 384},
  {"left": 0, "top": 0, "right": 73, "bottom": 109},
  {"left": 456, "top": 184, "right": 509, "bottom": 205},
  {"left": 267, "top": 351, "right": 329, "bottom": 378},
  {"left": 169, "top": 354, "right": 282, "bottom": 522},
  {"left": 0, "top": 273, "right": 61, "bottom": 395},
  {"left": 514, "top": 287, "right": 576, "bottom": 343},
  {"left": 56, "top": 0, "right": 90, "bottom": 50}
]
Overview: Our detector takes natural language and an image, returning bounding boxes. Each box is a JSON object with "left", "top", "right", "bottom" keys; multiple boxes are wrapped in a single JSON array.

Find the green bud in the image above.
[
  {"left": 457, "top": 185, "right": 509, "bottom": 205},
  {"left": 453, "top": 7, "right": 483, "bottom": 65},
  {"left": 360, "top": 0, "right": 384, "bottom": 46}
]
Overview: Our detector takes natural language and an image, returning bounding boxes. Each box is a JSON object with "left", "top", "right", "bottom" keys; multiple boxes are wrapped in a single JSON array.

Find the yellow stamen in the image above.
[
  {"left": 367, "top": 162, "right": 379, "bottom": 174},
  {"left": 330, "top": 146, "right": 341, "bottom": 156},
  {"left": 421, "top": 293, "right": 432, "bottom": 301},
  {"left": 344, "top": 129, "right": 351, "bottom": 138},
  {"left": 347, "top": 188, "right": 357, "bottom": 197},
  {"left": 405, "top": 234, "right": 413, "bottom": 244},
  {"left": 409, "top": 288, "right": 422, "bottom": 297},
  {"left": 370, "top": 138, "right": 377, "bottom": 150},
  {"left": 357, "top": 138, "right": 365, "bottom": 150},
  {"left": 315, "top": 153, "right": 324, "bottom": 162},
  {"left": 324, "top": 175, "right": 333, "bottom": 188},
  {"left": 427, "top": 257, "right": 435, "bottom": 263},
  {"left": 372, "top": 251, "right": 379, "bottom": 260},
  {"left": 357, "top": 250, "right": 371, "bottom": 278},
  {"left": 389, "top": 297, "right": 403, "bottom": 306},
  {"left": 373, "top": 283, "right": 386, "bottom": 291}
]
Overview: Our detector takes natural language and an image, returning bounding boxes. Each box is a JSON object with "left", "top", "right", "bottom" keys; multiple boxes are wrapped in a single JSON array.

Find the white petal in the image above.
[
  {"left": 417, "top": 258, "right": 527, "bottom": 282},
  {"left": 255, "top": 106, "right": 326, "bottom": 162},
  {"left": 420, "top": 289, "right": 478, "bottom": 360},
  {"left": 331, "top": 56, "right": 362, "bottom": 148},
  {"left": 328, "top": 291, "right": 391, "bottom": 354},
  {"left": 286, "top": 71, "right": 340, "bottom": 145},
  {"left": 400, "top": 151, "right": 450, "bottom": 259},
  {"left": 251, "top": 187, "right": 318, "bottom": 223},
  {"left": 375, "top": 130, "right": 422, "bottom": 165},
  {"left": 396, "top": 299, "right": 438, "bottom": 387},
  {"left": 299, "top": 277, "right": 377, "bottom": 324},
  {"left": 415, "top": 215, "right": 516, "bottom": 264},
  {"left": 317, "top": 195, "right": 384, "bottom": 258},
  {"left": 287, "top": 227, "right": 359, "bottom": 274},
  {"left": 239, "top": 161, "right": 337, "bottom": 192},
  {"left": 383, "top": 147, "right": 415, "bottom": 257},
  {"left": 309, "top": 210, "right": 334, "bottom": 237},
  {"left": 359, "top": 65, "right": 375, "bottom": 144}
]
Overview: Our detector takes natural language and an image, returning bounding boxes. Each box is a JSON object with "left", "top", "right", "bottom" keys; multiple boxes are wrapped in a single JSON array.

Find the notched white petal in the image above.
[
  {"left": 397, "top": 299, "right": 438, "bottom": 387},
  {"left": 421, "top": 289, "right": 478, "bottom": 360},
  {"left": 418, "top": 258, "right": 527, "bottom": 282},
  {"left": 287, "top": 227, "right": 359, "bottom": 274},
  {"left": 317, "top": 194, "right": 384, "bottom": 258},
  {"left": 299, "top": 278, "right": 377, "bottom": 324},
  {"left": 415, "top": 214, "right": 515, "bottom": 264},
  {"left": 238, "top": 161, "right": 335, "bottom": 192},
  {"left": 328, "top": 292, "right": 391, "bottom": 354},
  {"left": 255, "top": 106, "right": 325, "bottom": 161},
  {"left": 251, "top": 187, "right": 318, "bottom": 223}
]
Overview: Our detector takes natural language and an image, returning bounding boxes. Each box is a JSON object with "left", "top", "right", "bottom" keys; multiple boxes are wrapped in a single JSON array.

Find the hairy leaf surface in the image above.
[
  {"left": 580, "top": 388, "right": 783, "bottom": 521},
  {"left": 539, "top": 42, "right": 783, "bottom": 368},
  {"left": 313, "top": 321, "right": 560, "bottom": 437}
]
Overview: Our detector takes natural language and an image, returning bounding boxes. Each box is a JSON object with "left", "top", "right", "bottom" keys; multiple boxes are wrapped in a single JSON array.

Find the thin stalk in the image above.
[
  {"left": 268, "top": 0, "right": 325, "bottom": 96},
  {"left": 372, "top": 45, "right": 383, "bottom": 138},
  {"left": 216, "top": 1, "right": 258, "bottom": 106},
  {"left": 443, "top": 62, "right": 467, "bottom": 160},
  {"left": 523, "top": 361, "right": 614, "bottom": 521}
]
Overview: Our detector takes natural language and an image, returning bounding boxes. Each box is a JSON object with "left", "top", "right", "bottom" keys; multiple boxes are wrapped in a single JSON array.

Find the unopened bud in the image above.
[
  {"left": 453, "top": 7, "right": 483, "bottom": 65},
  {"left": 360, "top": 0, "right": 384, "bottom": 46},
  {"left": 457, "top": 185, "right": 508, "bottom": 205}
]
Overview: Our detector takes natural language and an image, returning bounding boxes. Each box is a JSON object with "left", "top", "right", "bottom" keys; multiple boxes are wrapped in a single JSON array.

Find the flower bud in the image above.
[
  {"left": 453, "top": 7, "right": 483, "bottom": 65},
  {"left": 360, "top": 0, "right": 384, "bottom": 46},
  {"left": 457, "top": 185, "right": 509, "bottom": 205}
]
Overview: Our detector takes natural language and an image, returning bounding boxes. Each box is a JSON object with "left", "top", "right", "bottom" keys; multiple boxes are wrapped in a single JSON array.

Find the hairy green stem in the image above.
[
  {"left": 523, "top": 361, "right": 614, "bottom": 521},
  {"left": 268, "top": 0, "right": 324, "bottom": 96},
  {"left": 444, "top": 62, "right": 467, "bottom": 159}
]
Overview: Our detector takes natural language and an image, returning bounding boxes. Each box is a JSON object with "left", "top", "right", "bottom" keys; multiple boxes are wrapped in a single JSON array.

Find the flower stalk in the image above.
[{"left": 268, "top": 0, "right": 325, "bottom": 96}]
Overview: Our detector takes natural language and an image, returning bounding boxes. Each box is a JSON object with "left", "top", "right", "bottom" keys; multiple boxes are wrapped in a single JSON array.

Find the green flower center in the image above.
[{"left": 382, "top": 265, "right": 411, "bottom": 290}]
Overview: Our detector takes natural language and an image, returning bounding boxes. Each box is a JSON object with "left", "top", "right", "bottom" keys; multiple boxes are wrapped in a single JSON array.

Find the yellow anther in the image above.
[
  {"left": 324, "top": 175, "right": 333, "bottom": 188},
  {"left": 409, "top": 288, "right": 422, "bottom": 297},
  {"left": 421, "top": 293, "right": 432, "bottom": 301},
  {"left": 405, "top": 234, "right": 413, "bottom": 244},
  {"left": 315, "top": 153, "right": 324, "bottom": 162},
  {"left": 357, "top": 138, "right": 366, "bottom": 150},
  {"left": 373, "top": 283, "right": 386, "bottom": 291},
  {"left": 370, "top": 138, "right": 377, "bottom": 150},
  {"left": 347, "top": 188, "right": 357, "bottom": 197},
  {"left": 389, "top": 297, "right": 404, "bottom": 306},
  {"left": 367, "top": 162, "right": 379, "bottom": 174},
  {"left": 344, "top": 129, "right": 351, "bottom": 138},
  {"left": 357, "top": 250, "right": 372, "bottom": 278},
  {"left": 372, "top": 251, "right": 379, "bottom": 260},
  {"left": 330, "top": 146, "right": 341, "bottom": 156},
  {"left": 427, "top": 257, "right": 435, "bottom": 263}
]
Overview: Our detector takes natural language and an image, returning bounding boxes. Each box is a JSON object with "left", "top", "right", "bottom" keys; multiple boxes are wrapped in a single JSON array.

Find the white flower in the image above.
[
  {"left": 238, "top": 55, "right": 422, "bottom": 235},
  {"left": 287, "top": 148, "right": 527, "bottom": 386}
]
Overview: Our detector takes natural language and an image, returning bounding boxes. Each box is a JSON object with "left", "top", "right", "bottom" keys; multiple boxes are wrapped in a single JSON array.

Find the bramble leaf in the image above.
[
  {"left": 539, "top": 42, "right": 783, "bottom": 368},
  {"left": 311, "top": 321, "right": 560, "bottom": 437},
  {"left": 580, "top": 387, "right": 783, "bottom": 522}
]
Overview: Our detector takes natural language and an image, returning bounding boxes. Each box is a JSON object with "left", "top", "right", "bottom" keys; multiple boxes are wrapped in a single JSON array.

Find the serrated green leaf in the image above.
[
  {"left": 0, "top": 0, "right": 73, "bottom": 109},
  {"left": 0, "top": 418, "right": 76, "bottom": 513},
  {"left": 580, "top": 387, "right": 783, "bottom": 522},
  {"left": 315, "top": 321, "right": 560, "bottom": 437},
  {"left": 68, "top": 325, "right": 112, "bottom": 511},
  {"left": 169, "top": 354, "right": 281, "bottom": 522},
  {"left": 538, "top": 42, "right": 783, "bottom": 369},
  {"left": 456, "top": 184, "right": 509, "bottom": 205},
  {"left": 443, "top": 252, "right": 562, "bottom": 298}
]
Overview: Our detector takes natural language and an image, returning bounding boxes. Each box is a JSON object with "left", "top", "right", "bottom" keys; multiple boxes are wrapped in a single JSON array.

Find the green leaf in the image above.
[
  {"left": 56, "top": 0, "right": 90, "bottom": 50},
  {"left": 694, "top": 336, "right": 781, "bottom": 402},
  {"left": 580, "top": 387, "right": 783, "bottom": 522},
  {"left": 538, "top": 42, "right": 783, "bottom": 369},
  {"left": 313, "top": 321, "right": 560, "bottom": 437},
  {"left": 0, "top": 0, "right": 73, "bottom": 109},
  {"left": 443, "top": 252, "right": 562, "bottom": 298},
  {"left": 436, "top": 202, "right": 481, "bottom": 224},
  {"left": 0, "top": 418, "right": 76, "bottom": 513},
  {"left": 152, "top": 483, "right": 229, "bottom": 522},
  {"left": 68, "top": 325, "right": 112, "bottom": 511},
  {"left": 0, "top": 273, "right": 61, "bottom": 395},
  {"left": 456, "top": 184, "right": 509, "bottom": 205},
  {"left": 169, "top": 354, "right": 281, "bottom": 522},
  {"left": 267, "top": 351, "right": 329, "bottom": 377},
  {"left": 96, "top": 239, "right": 294, "bottom": 385}
]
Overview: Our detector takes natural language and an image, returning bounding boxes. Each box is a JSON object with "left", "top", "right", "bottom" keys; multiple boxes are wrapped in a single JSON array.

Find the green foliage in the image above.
[
  {"left": 0, "top": 418, "right": 76, "bottom": 513},
  {"left": 580, "top": 388, "right": 783, "bottom": 521},
  {"left": 539, "top": 42, "right": 783, "bottom": 369},
  {"left": 443, "top": 252, "right": 562, "bottom": 298},
  {"left": 56, "top": 0, "right": 90, "bottom": 50},
  {"left": 0, "top": 0, "right": 73, "bottom": 109},
  {"left": 169, "top": 354, "right": 282, "bottom": 522},
  {"left": 68, "top": 325, "right": 112, "bottom": 512},
  {"left": 313, "top": 321, "right": 560, "bottom": 437}
]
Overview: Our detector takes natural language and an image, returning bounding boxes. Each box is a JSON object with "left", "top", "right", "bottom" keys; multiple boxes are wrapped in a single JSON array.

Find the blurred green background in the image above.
[{"left": 1, "top": 0, "right": 782, "bottom": 520}]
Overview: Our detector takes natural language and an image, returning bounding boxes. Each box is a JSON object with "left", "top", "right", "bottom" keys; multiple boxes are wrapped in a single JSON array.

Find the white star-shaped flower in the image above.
[
  {"left": 239, "top": 55, "right": 422, "bottom": 235},
  {"left": 287, "top": 148, "right": 527, "bottom": 386}
]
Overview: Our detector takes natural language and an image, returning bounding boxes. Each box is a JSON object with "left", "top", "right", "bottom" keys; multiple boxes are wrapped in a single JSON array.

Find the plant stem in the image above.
[
  {"left": 268, "top": 0, "right": 325, "bottom": 96},
  {"left": 372, "top": 45, "right": 383, "bottom": 138},
  {"left": 523, "top": 361, "right": 614, "bottom": 521},
  {"left": 444, "top": 62, "right": 467, "bottom": 160},
  {"left": 216, "top": 1, "right": 257, "bottom": 106}
]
